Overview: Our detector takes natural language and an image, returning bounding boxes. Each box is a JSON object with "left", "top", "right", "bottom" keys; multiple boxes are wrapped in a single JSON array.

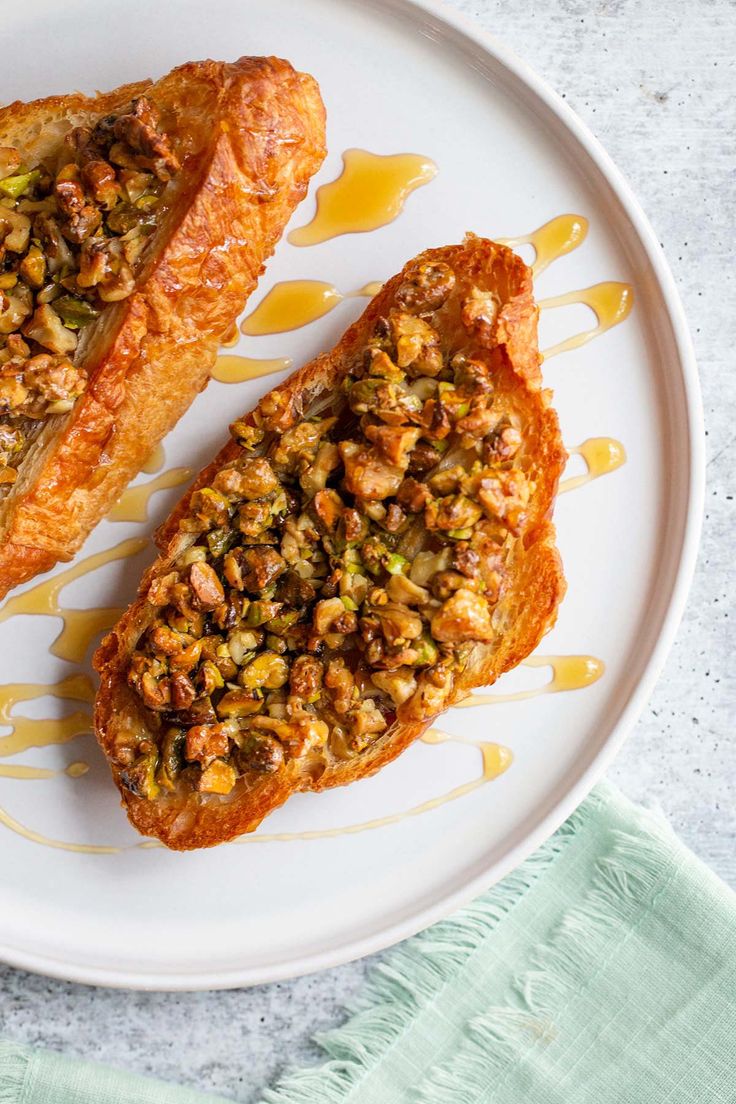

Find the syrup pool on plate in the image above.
[
  {"left": 559, "top": 439, "right": 627, "bottom": 494},
  {"left": 288, "top": 149, "right": 437, "bottom": 246}
]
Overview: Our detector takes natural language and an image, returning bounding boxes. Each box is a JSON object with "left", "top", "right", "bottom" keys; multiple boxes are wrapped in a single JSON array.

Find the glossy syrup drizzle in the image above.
[
  {"left": 457, "top": 654, "right": 605, "bottom": 708},
  {"left": 559, "top": 438, "right": 627, "bottom": 494},
  {"left": 216, "top": 305, "right": 292, "bottom": 383},
  {"left": 212, "top": 355, "right": 293, "bottom": 384},
  {"left": 355, "top": 281, "right": 383, "bottom": 298},
  {"left": 540, "top": 282, "right": 634, "bottom": 359},
  {"left": 108, "top": 468, "right": 191, "bottom": 523},
  {"left": 0, "top": 535, "right": 145, "bottom": 789},
  {"left": 247, "top": 733, "right": 512, "bottom": 844},
  {"left": 220, "top": 322, "right": 240, "bottom": 348},
  {"left": 0, "top": 804, "right": 121, "bottom": 854},
  {"left": 0, "top": 674, "right": 93, "bottom": 758},
  {"left": 239, "top": 279, "right": 383, "bottom": 338},
  {"left": 0, "top": 729, "right": 511, "bottom": 852},
  {"left": 0, "top": 659, "right": 596, "bottom": 849},
  {"left": 0, "top": 538, "right": 146, "bottom": 663},
  {"left": 0, "top": 760, "right": 89, "bottom": 782},
  {"left": 498, "top": 213, "right": 589, "bottom": 276},
  {"left": 141, "top": 443, "right": 165, "bottom": 474},
  {"left": 288, "top": 149, "right": 437, "bottom": 246},
  {"left": 238, "top": 213, "right": 597, "bottom": 342},
  {"left": 241, "top": 280, "right": 343, "bottom": 336}
]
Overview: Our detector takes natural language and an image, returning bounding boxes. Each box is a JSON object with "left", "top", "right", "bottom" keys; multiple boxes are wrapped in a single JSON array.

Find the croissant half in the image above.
[
  {"left": 0, "top": 57, "right": 326, "bottom": 598},
  {"left": 94, "top": 237, "right": 567, "bottom": 850}
]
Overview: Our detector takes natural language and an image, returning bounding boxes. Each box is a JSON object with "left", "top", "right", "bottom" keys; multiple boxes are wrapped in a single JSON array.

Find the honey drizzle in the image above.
[
  {"left": 239, "top": 213, "right": 596, "bottom": 340},
  {"left": 559, "top": 438, "right": 627, "bottom": 494},
  {"left": 108, "top": 468, "right": 191, "bottom": 523},
  {"left": 0, "top": 761, "right": 89, "bottom": 781},
  {"left": 540, "top": 282, "right": 634, "bottom": 359},
  {"left": 220, "top": 322, "right": 240, "bottom": 348},
  {"left": 0, "top": 804, "right": 120, "bottom": 854},
  {"left": 241, "top": 281, "right": 343, "bottom": 336},
  {"left": 0, "top": 538, "right": 146, "bottom": 663},
  {"left": 458, "top": 655, "right": 605, "bottom": 708},
  {"left": 0, "top": 730, "right": 511, "bottom": 852},
  {"left": 212, "top": 355, "right": 293, "bottom": 385},
  {"left": 141, "top": 443, "right": 165, "bottom": 474},
  {"left": 288, "top": 149, "right": 437, "bottom": 246},
  {"left": 0, "top": 764, "right": 55, "bottom": 780},
  {"left": 249, "top": 736, "right": 512, "bottom": 843},
  {"left": 498, "top": 214, "right": 589, "bottom": 276},
  {"left": 356, "top": 281, "right": 383, "bottom": 298},
  {"left": 240, "top": 279, "right": 381, "bottom": 338},
  {"left": 0, "top": 674, "right": 93, "bottom": 758}
]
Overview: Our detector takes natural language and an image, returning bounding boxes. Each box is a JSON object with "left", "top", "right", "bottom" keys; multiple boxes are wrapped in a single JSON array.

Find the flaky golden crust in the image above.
[
  {"left": 94, "top": 237, "right": 567, "bottom": 850},
  {"left": 0, "top": 57, "right": 326, "bottom": 599}
]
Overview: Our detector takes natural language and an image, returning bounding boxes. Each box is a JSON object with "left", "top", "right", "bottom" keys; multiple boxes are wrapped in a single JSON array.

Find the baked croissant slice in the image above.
[
  {"left": 0, "top": 57, "right": 326, "bottom": 598},
  {"left": 94, "top": 236, "right": 567, "bottom": 850}
]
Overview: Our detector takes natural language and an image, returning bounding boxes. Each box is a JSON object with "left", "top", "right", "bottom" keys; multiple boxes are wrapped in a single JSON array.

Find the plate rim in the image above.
[{"left": 0, "top": 0, "right": 704, "bottom": 990}]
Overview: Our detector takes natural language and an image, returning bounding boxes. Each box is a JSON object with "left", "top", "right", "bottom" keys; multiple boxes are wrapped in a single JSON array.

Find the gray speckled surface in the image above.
[{"left": 1, "top": 1, "right": 734, "bottom": 1100}]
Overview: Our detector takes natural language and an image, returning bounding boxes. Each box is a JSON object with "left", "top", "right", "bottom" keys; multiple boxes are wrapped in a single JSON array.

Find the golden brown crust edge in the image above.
[
  {"left": 94, "top": 237, "right": 567, "bottom": 850},
  {"left": 0, "top": 57, "right": 326, "bottom": 599}
]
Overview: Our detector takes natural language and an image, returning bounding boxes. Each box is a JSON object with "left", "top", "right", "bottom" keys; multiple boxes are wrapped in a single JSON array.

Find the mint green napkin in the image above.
[
  {"left": 2, "top": 781, "right": 735, "bottom": 1103},
  {"left": 0, "top": 1044, "right": 229, "bottom": 1104}
]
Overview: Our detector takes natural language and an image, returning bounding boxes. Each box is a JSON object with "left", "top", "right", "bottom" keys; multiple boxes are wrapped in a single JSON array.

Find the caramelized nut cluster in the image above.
[
  {"left": 0, "top": 97, "right": 178, "bottom": 485},
  {"left": 124, "top": 261, "right": 533, "bottom": 799}
]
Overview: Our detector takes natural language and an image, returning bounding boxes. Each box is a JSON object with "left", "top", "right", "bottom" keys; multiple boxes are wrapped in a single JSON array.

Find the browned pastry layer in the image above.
[
  {"left": 94, "top": 237, "right": 567, "bottom": 850},
  {"left": 0, "top": 57, "right": 326, "bottom": 598}
]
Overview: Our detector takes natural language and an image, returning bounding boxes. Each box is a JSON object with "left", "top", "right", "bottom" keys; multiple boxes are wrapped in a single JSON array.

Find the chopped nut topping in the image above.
[
  {"left": 123, "top": 254, "right": 538, "bottom": 795},
  {"left": 340, "top": 440, "right": 406, "bottom": 500},
  {"left": 289, "top": 655, "right": 324, "bottom": 700},
  {"left": 390, "top": 312, "right": 443, "bottom": 376},
  {"left": 461, "top": 288, "right": 500, "bottom": 339},
  {"left": 0, "top": 96, "right": 178, "bottom": 487},
  {"left": 186, "top": 722, "right": 231, "bottom": 764},
  {"left": 188, "top": 561, "right": 225, "bottom": 610},
  {"left": 431, "top": 587, "right": 494, "bottom": 643},
  {"left": 396, "top": 262, "right": 456, "bottom": 313},
  {"left": 198, "top": 759, "right": 237, "bottom": 794}
]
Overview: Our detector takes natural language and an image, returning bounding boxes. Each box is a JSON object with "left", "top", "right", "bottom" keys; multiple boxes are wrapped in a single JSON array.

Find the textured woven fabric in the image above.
[{"left": 2, "top": 782, "right": 735, "bottom": 1103}]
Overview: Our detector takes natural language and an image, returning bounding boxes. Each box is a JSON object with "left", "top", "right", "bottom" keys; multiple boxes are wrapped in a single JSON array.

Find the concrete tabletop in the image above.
[{"left": 1, "top": 1, "right": 733, "bottom": 1100}]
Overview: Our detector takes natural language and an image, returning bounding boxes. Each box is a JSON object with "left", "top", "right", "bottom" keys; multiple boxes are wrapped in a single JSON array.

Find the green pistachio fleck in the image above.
[
  {"left": 121, "top": 751, "right": 160, "bottom": 800},
  {"left": 156, "top": 729, "right": 185, "bottom": 790},
  {"left": 246, "top": 601, "right": 280, "bottom": 627},
  {"left": 135, "top": 193, "right": 160, "bottom": 211},
  {"left": 230, "top": 420, "right": 265, "bottom": 451},
  {"left": 414, "top": 635, "right": 439, "bottom": 665},
  {"left": 385, "top": 553, "right": 410, "bottom": 575},
  {"left": 265, "top": 610, "right": 300, "bottom": 635},
  {"left": 106, "top": 202, "right": 157, "bottom": 234},
  {"left": 206, "top": 528, "right": 237, "bottom": 558},
  {"left": 0, "top": 169, "right": 41, "bottom": 200},
  {"left": 53, "top": 295, "right": 100, "bottom": 329}
]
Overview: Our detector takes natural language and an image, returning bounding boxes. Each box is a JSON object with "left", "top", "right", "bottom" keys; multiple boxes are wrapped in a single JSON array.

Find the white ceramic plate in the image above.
[{"left": 0, "top": 0, "right": 702, "bottom": 989}]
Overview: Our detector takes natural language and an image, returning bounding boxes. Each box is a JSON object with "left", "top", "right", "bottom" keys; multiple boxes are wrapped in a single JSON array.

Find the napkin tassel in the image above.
[
  {"left": 413, "top": 825, "right": 674, "bottom": 1103},
  {"left": 0, "top": 1042, "right": 29, "bottom": 1104},
  {"left": 263, "top": 797, "right": 602, "bottom": 1104}
]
